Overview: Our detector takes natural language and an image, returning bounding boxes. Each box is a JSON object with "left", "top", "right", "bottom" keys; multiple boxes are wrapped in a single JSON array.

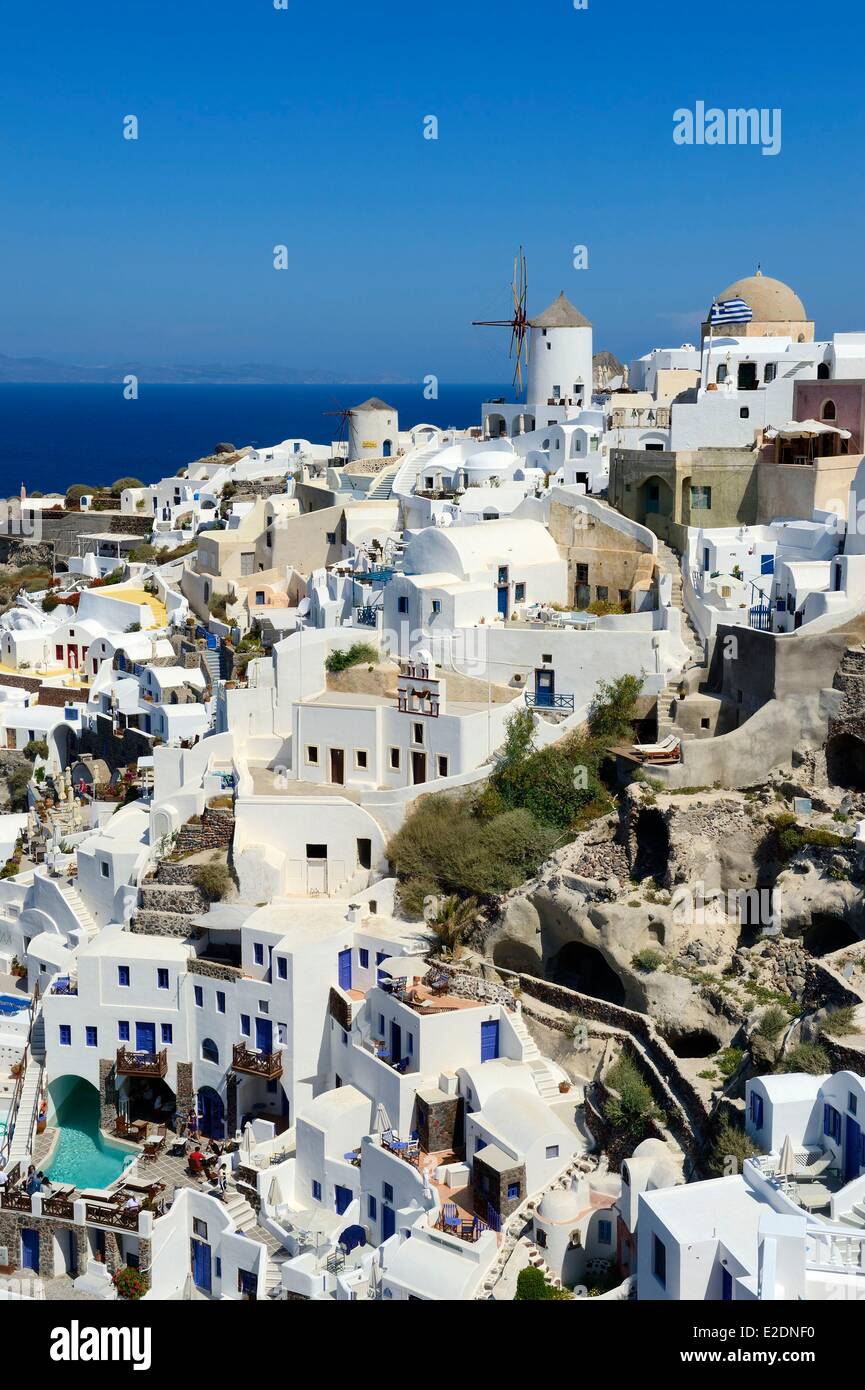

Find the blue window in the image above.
[
  {"left": 342, "top": 1029, "right": 348, "bottom": 1046},
  {"left": 194, "top": 986, "right": 203, "bottom": 1008},
  {"left": 653, "top": 1233, "right": 667, "bottom": 1288},
  {"left": 850, "top": 1092, "right": 858, "bottom": 1117},
  {"left": 157, "top": 968, "right": 169, "bottom": 990},
  {"left": 59, "top": 1025, "right": 71, "bottom": 1046},
  {"left": 335, "top": 1185, "right": 352, "bottom": 1215},
  {"left": 241, "top": 1014, "right": 251, "bottom": 1037},
  {"left": 118, "top": 1020, "right": 130, "bottom": 1041},
  {"left": 85, "top": 1026, "right": 97, "bottom": 1047},
  {"left": 760, "top": 554, "right": 775, "bottom": 575},
  {"left": 598, "top": 1218, "right": 612, "bottom": 1245},
  {"left": 750, "top": 1091, "right": 764, "bottom": 1129},
  {"left": 312, "top": 1180, "right": 322, "bottom": 1202},
  {"left": 254, "top": 943, "right": 264, "bottom": 965},
  {"left": 824, "top": 1104, "right": 842, "bottom": 1143},
  {"left": 397, "top": 596, "right": 408, "bottom": 614},
  {"left": 515, "top": 582, "right": 526, "bottom": 602},
  {"left": 216, "top": 991, "right": 226, "bottom": 1014},
  {"left": 507, "top": 1182, "right": 520, "bottom": 1201},
  {"left": 368, "top": 1195, "right": 377, "bottom": 1220},
  {"left": 161, "top": 1024, "right": 173, "bottom": 1044},
  {"left": 118, "top": 965, "right": 130, "bottom": 987},
  {"left": 277, "top": 957, "right": 287, "bottom": 980},
  {"left": 406, "top": 1033, "right": 414, "bottom": 1055},
  {"left": 545, "top": 1145, "right": 559, "bottom": 1160},
  {"left": 359, "top": 948, "right": 369, "bottom": 969},
  {"left": 383, "top": 1182, "right": 393, "bottom": 1203}
]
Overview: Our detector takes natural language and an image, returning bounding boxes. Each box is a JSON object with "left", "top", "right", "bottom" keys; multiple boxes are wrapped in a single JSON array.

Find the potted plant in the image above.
[{"left": 113, "top": 1265, "right": 147, "bottom": 1300}]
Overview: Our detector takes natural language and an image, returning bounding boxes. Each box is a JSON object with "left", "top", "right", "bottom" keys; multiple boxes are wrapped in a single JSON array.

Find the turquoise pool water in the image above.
[{"left": 46, "top": 1083, "right": 135, "bottom": 1189}]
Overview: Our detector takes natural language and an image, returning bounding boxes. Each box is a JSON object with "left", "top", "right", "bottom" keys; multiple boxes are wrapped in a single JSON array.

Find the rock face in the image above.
[{"left": 593, "top": 350, "right": 626, "bottom": 392}]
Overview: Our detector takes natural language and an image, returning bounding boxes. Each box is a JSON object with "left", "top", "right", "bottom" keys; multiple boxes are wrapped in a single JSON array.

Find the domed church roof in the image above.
[{"left": 711, "top": 270, "right": 807, "bottom": 323}]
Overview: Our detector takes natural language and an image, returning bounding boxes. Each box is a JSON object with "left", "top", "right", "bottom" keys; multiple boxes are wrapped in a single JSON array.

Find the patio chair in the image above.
[{"left": 442, "top": 1201, "right": 460, "bottom": 1230}]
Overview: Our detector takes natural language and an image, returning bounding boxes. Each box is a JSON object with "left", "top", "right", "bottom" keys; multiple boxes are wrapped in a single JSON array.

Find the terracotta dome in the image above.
[{"left": 711, "top": 270, "right": 807, "bottom": 323}]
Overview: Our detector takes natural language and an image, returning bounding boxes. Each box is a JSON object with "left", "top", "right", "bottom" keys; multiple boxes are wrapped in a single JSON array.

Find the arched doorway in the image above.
[
  {"left": 118, "top": 1075, "right": 176, "bottom": 1126},
  {"left": 383, "top": 439, "right": 392, "bottom": 458},
  {"left": 197, "top": 1086, "right": 226, "bottom": 1139}
]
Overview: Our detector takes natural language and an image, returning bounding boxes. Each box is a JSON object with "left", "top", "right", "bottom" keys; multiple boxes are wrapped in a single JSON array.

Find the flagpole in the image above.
[{"left": 704, "top": 306, "right": 715, "bottom": 392}]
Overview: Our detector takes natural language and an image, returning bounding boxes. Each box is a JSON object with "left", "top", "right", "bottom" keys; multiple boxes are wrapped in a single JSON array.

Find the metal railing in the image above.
[
  {"left": 232, "top": 1043, "right": 283, "bottom": 1079},
  {"left": 523, "top": 691, "right": 576, "bottom": 711}
]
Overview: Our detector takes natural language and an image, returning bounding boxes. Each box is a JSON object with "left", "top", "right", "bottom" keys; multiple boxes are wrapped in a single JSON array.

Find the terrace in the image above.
[
  {"left": 116, "top": 1046, "right": 168, "bottom": 1079},
  {"left": 232, "top": 1042, "right": 283, "bottom": 1080}
]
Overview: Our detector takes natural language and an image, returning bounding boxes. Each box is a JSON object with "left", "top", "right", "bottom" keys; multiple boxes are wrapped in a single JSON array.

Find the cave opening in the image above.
[
  {"left": 549, "top": 941, "right": 626, "bottom": 1005},
  {"left": 802, "top": 913, "right": 858, "bottom": 957},
  {"left": 633, "top": 808, "right": 670, "bottom": 884},
  {"left": 662, "top": 1028, "right": 721, "bottom": 1059},
  {"left": 492, "top": 939, "right": 541, "bottom": 977},
  {"left": 826, "top": 733, "right": 865, "bottom": 791}
]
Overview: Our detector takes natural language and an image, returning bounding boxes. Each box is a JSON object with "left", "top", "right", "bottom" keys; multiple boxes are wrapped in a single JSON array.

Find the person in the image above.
[
  {"left": 26, "top": 1171, "right": 42, "bottom": 1196},
  {"left": 39, "top": 1173, "right": 53, "bottom": 1196},
  {"left": 0, "top": 1166, "right": 8, "bottom": 1195},
  {"left": 185, "top": 1108, "right": 198, "bottom": 1139},
  {"left": 187, "top": 1147, "right": 206, "bottom": 1177},
  {"left": 215, "top": 1165, "right": 229, "bottom": 1202},
  {"left": 123, "top": 1194, "right": 140, "bottom": 1212}
]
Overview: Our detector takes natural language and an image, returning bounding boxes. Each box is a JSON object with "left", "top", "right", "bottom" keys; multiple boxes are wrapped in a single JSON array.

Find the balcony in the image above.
[
  {"left": 232, "top": 1042, "right": 282, "bottom": 1079},
  {"left": 523, "top": 690, "right": 575, "bottom": 712},
  {"left": 116, "top": 1047, "right": 168, "bottom": 1078}
]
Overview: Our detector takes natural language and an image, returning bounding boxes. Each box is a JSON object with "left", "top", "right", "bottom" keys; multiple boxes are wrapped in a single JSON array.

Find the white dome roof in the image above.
[{"left": 537, "top": 1186, "right": 582, "bottom": 1224}]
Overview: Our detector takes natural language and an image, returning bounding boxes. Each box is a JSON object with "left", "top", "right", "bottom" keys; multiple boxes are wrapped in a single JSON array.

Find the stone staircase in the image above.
[
  {"left": 223, "top": 1186, "right": 259, "bottom": 1234},
  {"left": 838, "top": 1202, "right": 865, "bottom": 1230},
  {"left": 655, "top": 537, "right": 704, "bottom": 667},
  {"left": 223, "top": 1185, "right": 286, "bottom": 1296},
  {"left": 7, "top": 1057, "right": 44, "bottom": 1168},
  {"left": 172, "top": 806, "right": 235, "bottom": 858}
]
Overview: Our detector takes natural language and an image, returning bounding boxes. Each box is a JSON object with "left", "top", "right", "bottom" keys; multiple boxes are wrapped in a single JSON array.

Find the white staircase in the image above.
[
  {"left": 223, "top": 1186, "right": 258, "bottom": 1234},
  {"left": 56, "top": 881, "right": 97, "bottom": 940},
  {"left": 655, "top": 537, "right": 703, "bottom": 667},
  {"left": 366, "top": 460, "right": 402, "bottom": 500},
  {"left": 510, "top": 1009, "right": 541, "bottom": 1061},
  {"left": 838, "top": 1203, "right": 865, "bottom": 1229},
  {"left": 527, "top": 1058, "right": 562, "bottom": 1102},
  {"left": 7, "top": 1058, "right": 44, "bottom": 1168}
]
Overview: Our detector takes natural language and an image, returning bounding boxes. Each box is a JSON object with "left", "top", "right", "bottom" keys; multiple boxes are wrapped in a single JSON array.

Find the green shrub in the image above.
[
  {"left": 515, "top": 1266, "right": 569, "bottom": 1300},
  {"left": 209, "top": 593, "right": 229, "bottom": 620},
  {"left": 325, "top": 642, "right": 379, "bottom": 674},
  {"left": 820, "top": 1006, "right": 858, "bottom": 1038},
  {"left": 603, "top": 1051, "right": 661, "bottom": 1141},
  {"left": 386, "top": 794, "right": 556, "bottom": 901},
  {"left": 782, "top": 1042, "right": 831, "bottom": 1074},
  {"left": 22, "top": 739, "right": 48, "bottom": 762},
  {"left": 192, "top": 863, "right": 232, "bottom": 902},
  {"left": 6, "top": 764, "right": 31, "bottom": 809},
  {"left": 398, "top": 876, "right": 440, "bottom": 919},
  {"left": 65, "top": 483, "right": 95, "bottom": 507},
  {"left": 755, "top": 1005, "right": 788, "bottom": 1041},
  {"left": 632, "top": 948, "right": 664, "bottom": 973},
  {"left": 110, "top": 477, "right": 145, "bottom": 495},
  {"left": 704, "top": 1119, "right": 759, "bottom": 1178},
  {"left": 426, "top": 895, "right": 479, "bottom": 954},
  {"left": 716, "top": 1047, "right": 744, "bottom": 1081},
  {"left": 586, "top": 673, "right": 644, "bottom": 744}
]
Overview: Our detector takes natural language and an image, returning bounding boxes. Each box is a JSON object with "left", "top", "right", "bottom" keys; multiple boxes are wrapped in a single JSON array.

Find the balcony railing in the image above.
[
  {"left": 232, "top": 1042, "right": 282, "bottom": 1079},
  {"left": 116, "top": 1047, "right": 168, "bottom": 1078},
  {"left": 85, "top": 1202, "right": 142, "bottom": 1231},
  {"left": 355, "top": 605, "right": 381, "bottom": 627},
  {"left": 0, "top": 1189, "right": 32, "bottom": 1213},
  {"left": 524, "top": 690, "right": 575, "bottom": 712}
]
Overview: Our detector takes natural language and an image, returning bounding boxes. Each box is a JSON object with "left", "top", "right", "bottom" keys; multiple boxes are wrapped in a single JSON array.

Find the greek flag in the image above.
[{"left": 710, "top": 298, "right": 753, "bottom": 325}]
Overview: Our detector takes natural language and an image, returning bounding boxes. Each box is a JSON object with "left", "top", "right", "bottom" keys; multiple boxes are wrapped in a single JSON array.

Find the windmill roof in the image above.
[
  {"left": 352, "top": 397, "right": 395, "bottom": 412},
  {"left": 530, "top": 292, "right": 591, "bottom": 329}
]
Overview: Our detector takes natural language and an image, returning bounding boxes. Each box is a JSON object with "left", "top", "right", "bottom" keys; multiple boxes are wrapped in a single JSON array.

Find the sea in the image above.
[{"left": 0, "top": 383, "right": 509, "bottom": 497}]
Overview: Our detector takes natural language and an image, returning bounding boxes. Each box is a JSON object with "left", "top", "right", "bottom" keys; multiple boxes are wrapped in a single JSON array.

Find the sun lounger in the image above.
[{"left": 632, "top": 734, "right": 681, "bottom": 763}]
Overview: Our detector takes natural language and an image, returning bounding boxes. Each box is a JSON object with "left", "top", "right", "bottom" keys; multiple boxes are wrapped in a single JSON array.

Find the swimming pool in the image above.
[
  {"left": 0, "top": 995, "right": 28, "bottom": 1017},
  {"left": 46, "top": 1081, "right": 136, "bottom": 1189}
]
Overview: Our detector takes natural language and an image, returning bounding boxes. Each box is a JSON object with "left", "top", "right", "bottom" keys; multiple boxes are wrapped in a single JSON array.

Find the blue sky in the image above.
[{"left": 1, "top": 0, "right": 862, "bottom": 379}]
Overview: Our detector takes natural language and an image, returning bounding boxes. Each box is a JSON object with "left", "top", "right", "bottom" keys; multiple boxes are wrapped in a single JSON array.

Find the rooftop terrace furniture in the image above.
[{"left": 631, "top": 734, "right": 681, "bottom": 763}]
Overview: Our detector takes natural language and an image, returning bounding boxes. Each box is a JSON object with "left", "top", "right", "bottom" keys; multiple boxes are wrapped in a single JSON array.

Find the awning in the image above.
[{"left": 766, "top": 419, "right": 852, "bottom": 440}]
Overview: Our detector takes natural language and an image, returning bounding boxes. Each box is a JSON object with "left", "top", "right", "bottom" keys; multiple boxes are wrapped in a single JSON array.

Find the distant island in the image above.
[{"left": 0, "top": 353, "right": 406, "bottom": 386}]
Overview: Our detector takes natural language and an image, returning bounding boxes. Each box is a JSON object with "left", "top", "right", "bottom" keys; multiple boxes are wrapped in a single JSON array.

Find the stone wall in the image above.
[{"left": 99, "top": 1058, "right": 118, "bottom": 1130}]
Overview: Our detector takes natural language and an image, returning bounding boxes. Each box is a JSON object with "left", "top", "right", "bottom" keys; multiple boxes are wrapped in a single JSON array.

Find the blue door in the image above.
[
  {"left": 497, "top": 586, "right": 509, "bottom": 618},
  {"left": 381, "top": 1204, "right": 396, "bottom": 1240},
  {"left": 481, "top": 1020, "right": 500, "bottom": 1062},
  {"left": 198, "top": 1087, "right": 225, "bottom": 1140},
  {"left": 21, "top": 1229, "right": 39, "bottom": 1273},
  {"left": 338, "top": 948, "right": 352, "bottom": 991},
  {"left": 335, "top": 1184, "right": 352, "bottom": 1216},
  {"left": 136, "top": 1021, "right": 156, "bottom": 1054},
  {"left": 255, "top": 1017, "right": 273, "bottom": 1054},
  {"left": 191, "top": 1239, "right": 212, "bottom": 1292},
  {"left": 845, "top": 1115, "right": 863, "bottom": 1183},
  {"left": 390, "top": 1021, "right": 402, "bottom": 1064},
  {"left": 535, "top": 669, "right": 555, "bottom": 708},
  {"left": 721, "top": 1266, "right": 733, "bottom": 1300}
]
